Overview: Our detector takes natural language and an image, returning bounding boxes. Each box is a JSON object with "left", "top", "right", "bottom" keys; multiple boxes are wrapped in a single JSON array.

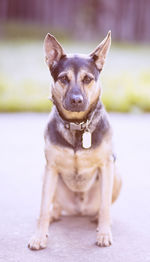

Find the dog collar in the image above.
[
  {"left": 64, "top": 119, "right": 92, "bottom": 148},
  {"left": 54, "top": 100, "right": 103, "bottom": 149},
  {"left": 64, "top": 120, "right": 89, "bottom": 131},
  {"left": 54, "top": 99, "right": 102, "bottom": 133},
  {"left": 51, "top": 94, "right": 101, "bottom": 132}
]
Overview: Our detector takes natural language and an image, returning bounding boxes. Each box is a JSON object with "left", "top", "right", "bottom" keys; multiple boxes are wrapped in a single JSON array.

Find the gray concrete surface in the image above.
[{"left": 0, "top": 113, "right": 150, "bottom": 262}]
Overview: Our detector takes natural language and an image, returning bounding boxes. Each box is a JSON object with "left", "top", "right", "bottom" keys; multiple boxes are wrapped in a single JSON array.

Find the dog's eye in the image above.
[
  {"left": 58, "top": 75, "right": 69, "bottom": 84},
  {"left": 83, "top": 75, "right": 93, "bottom": 84}
]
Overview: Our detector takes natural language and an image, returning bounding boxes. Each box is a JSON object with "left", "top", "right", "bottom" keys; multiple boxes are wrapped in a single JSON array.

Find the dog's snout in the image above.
[
  {"left": 63, "top": 86, "right": 88, "bottom": 112},
  {"left": 70, "top": 94, "right": 83, "bottom": 105}
]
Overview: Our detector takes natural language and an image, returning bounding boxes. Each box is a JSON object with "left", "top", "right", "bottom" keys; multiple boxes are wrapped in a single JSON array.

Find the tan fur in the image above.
[
  {"left": 28, "top": 31, "right": 122, "bottom": 250},
  {"left": 52, "top": 68, "right": 101, "bottom": 121},
  {"left": 78, "top": 69, "right": 101, "bottom": 106},
  {"left": 28, "top": 127, "right": 122, "bottom": 249}
]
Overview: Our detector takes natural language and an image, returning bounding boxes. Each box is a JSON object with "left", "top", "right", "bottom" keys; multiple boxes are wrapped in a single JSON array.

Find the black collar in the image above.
[{"left": 54, "top": 99, "right": 103, "bottom": 132}]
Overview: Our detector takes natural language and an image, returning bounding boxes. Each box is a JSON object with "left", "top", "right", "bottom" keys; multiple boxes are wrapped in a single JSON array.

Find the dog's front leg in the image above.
[
  {"left": 28, "top": 166, "right": 58, "bottom": 250},
  {"left": 96, "top": 158, "right": 114, "bottom": 247}
]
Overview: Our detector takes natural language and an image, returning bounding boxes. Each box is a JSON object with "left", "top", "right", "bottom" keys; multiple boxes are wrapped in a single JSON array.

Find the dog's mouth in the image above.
[
  {"left": 63, "top": 100, "right": 88, "bottom": 112},
  {"left": 63, "top": 103, "right": 87, "bottom": 112}
]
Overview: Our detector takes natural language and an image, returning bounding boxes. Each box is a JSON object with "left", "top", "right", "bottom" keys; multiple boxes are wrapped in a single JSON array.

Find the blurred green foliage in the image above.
[
  {"left": 0, "top": 39, "right": 150, "bottom": 113},
  {"left": 102, "top": 70, "right": 150, "bottom": 112}
]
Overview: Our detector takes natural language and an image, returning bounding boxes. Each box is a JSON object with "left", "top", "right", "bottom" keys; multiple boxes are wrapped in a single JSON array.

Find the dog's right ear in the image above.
[{"left": 44, "top": 33, "right": 66, "bottom": 69}]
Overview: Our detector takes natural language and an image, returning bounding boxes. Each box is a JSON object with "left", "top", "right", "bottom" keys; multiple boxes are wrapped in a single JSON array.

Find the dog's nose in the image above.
[{"left": 70, "top": 94, "right": 83, "bottom": 105}]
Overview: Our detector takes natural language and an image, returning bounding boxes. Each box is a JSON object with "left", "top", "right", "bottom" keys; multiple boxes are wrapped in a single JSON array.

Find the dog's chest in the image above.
[
  {"left": 46, "top": 108, "right": 111, "bottom": 192},
  {"left": 54, "top": 147, "right": 100, "bottom": 192}
]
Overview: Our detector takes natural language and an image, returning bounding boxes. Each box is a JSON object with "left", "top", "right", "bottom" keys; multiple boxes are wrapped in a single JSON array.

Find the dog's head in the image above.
[{"left": 44, "top": 32, "right": 111, "bottom": 120}]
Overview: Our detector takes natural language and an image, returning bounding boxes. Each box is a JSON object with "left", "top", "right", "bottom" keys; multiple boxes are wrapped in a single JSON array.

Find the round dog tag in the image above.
[{"left": 82, "top": 131, "right": 92, "bottom": 149}]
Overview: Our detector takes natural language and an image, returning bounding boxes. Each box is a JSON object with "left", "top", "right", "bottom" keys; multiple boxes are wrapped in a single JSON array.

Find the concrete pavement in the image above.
[{"left": 0, "top": 113, "right": 150, "bottom": 262}]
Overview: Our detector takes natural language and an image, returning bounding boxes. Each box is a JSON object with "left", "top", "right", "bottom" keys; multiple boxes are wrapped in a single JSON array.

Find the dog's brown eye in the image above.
[
  {"left": 59, "top": 75, "right": 69, "bottom": 84},
  {"left": 83, "top": 75, "right": 93, "bottom": 84}
]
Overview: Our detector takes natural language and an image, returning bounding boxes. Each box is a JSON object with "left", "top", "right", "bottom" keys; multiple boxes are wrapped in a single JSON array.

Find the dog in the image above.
[{"left": 28, "top": 31, "right": 122, "bottom": 250}]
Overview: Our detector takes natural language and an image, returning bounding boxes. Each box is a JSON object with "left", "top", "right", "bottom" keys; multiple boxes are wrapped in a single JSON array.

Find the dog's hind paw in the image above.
[
  {"left": 28, "top": 234, "right": 48, "bottom": 250},
  {"left": 96, "top": 228, "right": 112, "bottom": 247}
]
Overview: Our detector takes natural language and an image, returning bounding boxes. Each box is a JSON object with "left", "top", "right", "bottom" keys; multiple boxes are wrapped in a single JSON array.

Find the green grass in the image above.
[
  {"left": 0, "top": 39, "right": 150, "bottom": 113},
  {"left": 0, "top": 74, "right": 52, "bottom": 112},
  {"left": 0, "top": 70, "right": 150, "bottom": 113},
  {"left": 102, "top": 70, "right": 150, "bottom": 112}
]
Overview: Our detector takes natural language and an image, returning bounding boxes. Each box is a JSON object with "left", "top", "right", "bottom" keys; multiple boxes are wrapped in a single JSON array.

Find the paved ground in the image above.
[{"left": 0, "top": 113, "right": 150, "bottom": 262}]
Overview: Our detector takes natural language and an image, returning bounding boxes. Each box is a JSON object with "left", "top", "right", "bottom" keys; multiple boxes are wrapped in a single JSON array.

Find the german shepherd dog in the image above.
[{"left": 28, "top": 31, "right": 122, "bottom": 250}]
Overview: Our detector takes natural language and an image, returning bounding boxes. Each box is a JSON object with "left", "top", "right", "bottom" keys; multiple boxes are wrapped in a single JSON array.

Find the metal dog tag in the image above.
[{"left": 82, "top": 131, "right": 92, "bottom": 149}]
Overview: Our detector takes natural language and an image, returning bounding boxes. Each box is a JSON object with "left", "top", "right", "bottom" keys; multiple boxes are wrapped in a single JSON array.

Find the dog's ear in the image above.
[
  {"left": 44, "top": 33, "right": 66, "bottom": 69},
  {"left": 90, "top": 31, "right": 111, "bottom": 71}
]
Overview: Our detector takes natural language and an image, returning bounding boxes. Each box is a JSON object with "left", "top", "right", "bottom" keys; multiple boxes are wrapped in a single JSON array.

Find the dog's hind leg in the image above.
[
  {"left": 91, "top": 166, "right": 122, "bottom": 228},
  {"left": 90, "top": 214, "right": 98, "bottom": 224},
  {"left": 112, "top": 166, "right": 122, "bottom": 203}
]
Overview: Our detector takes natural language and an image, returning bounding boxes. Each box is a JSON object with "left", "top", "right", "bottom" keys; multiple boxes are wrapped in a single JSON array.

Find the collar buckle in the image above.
[{"left": 65, "top": 121, "right": 86, "bottom": 131}]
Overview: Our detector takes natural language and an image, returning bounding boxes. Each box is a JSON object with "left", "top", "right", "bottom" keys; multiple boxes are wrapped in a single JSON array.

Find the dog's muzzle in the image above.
[{"left": 63, "top": 88, "right": 88, "bottom": 112}]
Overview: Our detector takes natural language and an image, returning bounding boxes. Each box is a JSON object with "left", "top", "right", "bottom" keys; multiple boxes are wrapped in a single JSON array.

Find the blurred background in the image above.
[{"left": 0, "top": 0, "right": 150, "bottom": 112}]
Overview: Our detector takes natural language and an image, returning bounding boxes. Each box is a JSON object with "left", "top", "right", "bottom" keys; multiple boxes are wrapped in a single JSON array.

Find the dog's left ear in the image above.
[
  {"left": 44, "top": 33, "right": 66, "bottom": 69},
  {"left": 90, "top": 31, "right": 111, "bottom": 71}
]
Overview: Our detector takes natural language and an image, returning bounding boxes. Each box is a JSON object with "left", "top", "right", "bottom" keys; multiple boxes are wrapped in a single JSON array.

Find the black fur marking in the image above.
[
  {"left": 47, "top": 118, "right": 72, "bottom": 149},
  {"left": 112, "top": 153, "right": 117, "bottom": 162},
  {"left": 71, "top": 115, "right": 110, "bottom": 151},
  {"left": 64, "top": 83, "right": 88, "bottom": 112},
  {"left": 47, "top": 111, "right": 110, "bottom": 151},
  {"left": 92, "top": 116, "right": 110, "bottom": 148},
  {"left": 51, "top": 55, "right": 99, "bottom": 82}
]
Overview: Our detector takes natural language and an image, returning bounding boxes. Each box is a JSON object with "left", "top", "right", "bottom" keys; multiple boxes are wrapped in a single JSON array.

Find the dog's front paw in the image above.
[
  {"left": 28, "top": 234, "right": 48, "bottom": 250},
  {"left": 96, "top": 227, "right": 112, "bottom": 247}
]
